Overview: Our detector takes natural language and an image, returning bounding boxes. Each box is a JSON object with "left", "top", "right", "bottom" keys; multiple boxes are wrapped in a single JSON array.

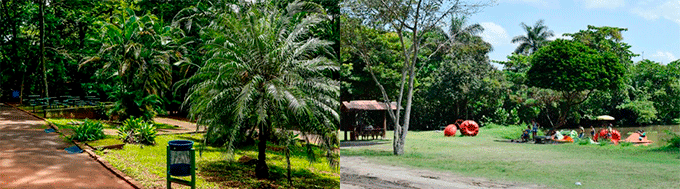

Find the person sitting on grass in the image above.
[
  {"left": 637, "top": 129, "right": 646, "bottom": 141},
  {"left": 551, "top": 130, "right": 564, "bottom": 141},
  {"left": 521, "top": 130, "right": 530, "bottom": 142},
  {"left": 578, "top": 126, "right": 585, "bottom": 138},
  {"left": 590, "top": 126, "right": 596, "bottom": 138}
]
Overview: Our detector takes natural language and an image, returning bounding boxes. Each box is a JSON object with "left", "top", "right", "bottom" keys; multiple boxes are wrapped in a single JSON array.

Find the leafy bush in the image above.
[
  {"left": 672, "top": 118, "right": 680, "bottom": 125},
  {"left": 137, "top": 122, "right": 158, "bottom": 145},
  {"left": 70, "top": 119, "right": 105, "bottom": 142},
  {"left": 118, "top": 117, "right": 157, "bottom": 145},
  {"left": 664, "top": 130, "right": 680, "bottom": 148}
]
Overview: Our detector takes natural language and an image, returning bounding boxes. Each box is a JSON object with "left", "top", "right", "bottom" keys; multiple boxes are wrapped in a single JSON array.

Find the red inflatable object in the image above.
[
  {"left": 459, "top": 120, "right": 479, "bottom": 136},
  {"left": 593, "top": 129, "right": 606, "bottom": 142},
  {"left": 611, "top": 130, "right": 621, "bottom": 144},
  {"left": 444, "top": 124, "right": 457, "bottom": 137},
  {"left": 593, "top": 129, "right": 621, "bottom": 144}
]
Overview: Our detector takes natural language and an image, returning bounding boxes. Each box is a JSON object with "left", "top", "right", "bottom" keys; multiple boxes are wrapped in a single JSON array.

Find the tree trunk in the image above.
[
  {"left": 286, "top": 149, "right": 292, "bottom": 186},
  {"left": 40, "top": 0, "right": 48, "bottom": 97},
  {"left": 255, "top": 123, "right": 269, "bottom": 179},
  {"left": 394, "top": 0, "right": 422, "bottom": 156}
]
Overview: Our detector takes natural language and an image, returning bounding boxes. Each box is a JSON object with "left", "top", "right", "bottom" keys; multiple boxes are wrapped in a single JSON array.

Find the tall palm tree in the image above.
[
  {"left": 179, "top": 0, "right": 338, "bottom": 179},
  {"left": 449, "top": 16, "right": 485, "bottom": 45},
  {"left": 511, "top": 19, "right": 554, "bottom": 55}
]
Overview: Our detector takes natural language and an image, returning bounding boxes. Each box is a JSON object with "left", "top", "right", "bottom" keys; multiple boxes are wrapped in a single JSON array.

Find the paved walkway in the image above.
[{"left": 0, "top": 104, "right": 134, "bottom": 189}]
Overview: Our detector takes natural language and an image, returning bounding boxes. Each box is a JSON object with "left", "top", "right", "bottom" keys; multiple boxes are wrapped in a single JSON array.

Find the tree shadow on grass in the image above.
[
  {"left": 198, "top": 160, "right": 338, "bottom": 189},
  {"left": 340, "top": 149, "right": 393, "bottom": 157}
]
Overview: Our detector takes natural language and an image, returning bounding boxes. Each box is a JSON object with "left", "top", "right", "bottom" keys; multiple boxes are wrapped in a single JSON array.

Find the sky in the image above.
[{"left": 463, "top": 0, "right": 680, "bottom": 67}]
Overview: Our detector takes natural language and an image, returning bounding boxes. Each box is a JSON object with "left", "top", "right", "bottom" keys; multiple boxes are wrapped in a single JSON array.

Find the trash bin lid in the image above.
[{"left": 168, "top": 140, "right": 194, "bottom": 151}]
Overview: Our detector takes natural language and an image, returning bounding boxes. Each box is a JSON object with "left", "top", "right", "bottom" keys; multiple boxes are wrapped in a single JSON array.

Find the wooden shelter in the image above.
[{"left": 341, "top": 100, "right": 400, "bottom": 141}]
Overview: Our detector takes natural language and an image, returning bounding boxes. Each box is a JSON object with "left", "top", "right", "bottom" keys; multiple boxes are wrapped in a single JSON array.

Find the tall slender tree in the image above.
[
  {"left": 511, "top": 19, "right": 554, "bottom": 55},
  {"left": 40, "top": 0, "right": 48, "bottom": 97}
]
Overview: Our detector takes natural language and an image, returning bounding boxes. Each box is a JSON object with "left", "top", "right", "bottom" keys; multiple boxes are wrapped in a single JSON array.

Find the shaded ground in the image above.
[
  {"left": 0, "top": 104, "right": 133, "bottom": 189},
  {"left": 340, "top": 140, "right": 390, "bottom": 148},
  {"left": 340, "top": 156, "right": 542, "bottom": 189},
  {"left": 153, "top": 117, "right": 205, "bottom": 134}
]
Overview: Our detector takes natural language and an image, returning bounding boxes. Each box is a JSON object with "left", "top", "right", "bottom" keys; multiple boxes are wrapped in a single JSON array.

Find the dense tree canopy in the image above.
[{"left": 527, "top": 39, "right": 624, "bottom": 92}]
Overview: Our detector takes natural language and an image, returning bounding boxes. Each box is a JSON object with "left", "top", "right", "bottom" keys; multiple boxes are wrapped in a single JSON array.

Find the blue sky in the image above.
[{"left": 464, "top": 0, "right": 680, "bottom": 66}]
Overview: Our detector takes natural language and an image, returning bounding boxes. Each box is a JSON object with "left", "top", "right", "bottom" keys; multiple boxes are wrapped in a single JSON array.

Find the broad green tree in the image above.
[
  {"left": 180, "top": 1, "right": 338, "bottom": 179},
  {"left": 527, "top": 39, "right": 625, "bottom": 128},
  {"left": 511, "top": 19, "right": 554, "bottom": 55}
]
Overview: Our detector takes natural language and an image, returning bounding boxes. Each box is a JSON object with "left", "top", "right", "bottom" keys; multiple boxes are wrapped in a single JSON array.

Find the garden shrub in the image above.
[
  {"left": 70, "top": 119, "right": 105, "bottom": 142},
  {"left": 664, "top": 130, "right": 680, "bottom": 148},
  {"left": 118, "top": 117, "right": 157, "bottom": 145}
]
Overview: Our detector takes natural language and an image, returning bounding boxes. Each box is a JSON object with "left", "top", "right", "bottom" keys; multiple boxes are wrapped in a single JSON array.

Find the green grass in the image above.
[
  {"left": 87, "top": 135, "right": 123, "bottom": 147},
  {"left": 47, "top": 118, "right": 116, "bottom": 129},
  {"left": 342, "top": 126, "right": 680, "bottom": 189},
  {"left": 152, "top": 122, "right": 181, "bottom": 130},
  {"left": 97, "top": 134, "right": 339, "bottom": 189}
]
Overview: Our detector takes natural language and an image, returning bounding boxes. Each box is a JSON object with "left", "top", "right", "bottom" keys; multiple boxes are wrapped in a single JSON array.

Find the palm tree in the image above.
[
  {"left": 179, "top": 0, "right": 338, "bottom": 179},
  {"left": 82, "top": 9, "right": 184, "bottom": 121},
  {"left": 449, "top": 16, "right": 485, "bottom": 45},
  {"left": 512, "top": 19, "right": 554, "bottom": 55}
]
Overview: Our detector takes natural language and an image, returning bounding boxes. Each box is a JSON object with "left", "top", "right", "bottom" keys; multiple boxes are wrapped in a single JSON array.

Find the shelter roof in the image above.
[{"left": 341, "top": 100, "right": 400, "bottom": 111}]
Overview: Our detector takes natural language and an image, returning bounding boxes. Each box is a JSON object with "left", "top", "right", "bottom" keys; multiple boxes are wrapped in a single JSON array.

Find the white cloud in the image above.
[
  {"left": 651, "top": 51, "right": 677, "bottom": 64},
  {"left": 581, "top": 0, "right": 625, "bottom": 9},
  {"left": 631, "top": 0, "right": 680, "bottom": 25},
  {"left": 632, "top": 8, "right": 660, "bottom": 20},
  {"left": 659, "top": 0, "right": 680, "bottom": 25},
  {"left": 479, "top": 22, "right": 510, "bottom": 47}
]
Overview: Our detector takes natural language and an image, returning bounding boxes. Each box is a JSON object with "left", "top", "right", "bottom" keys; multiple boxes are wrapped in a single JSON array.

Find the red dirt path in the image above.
[{"left": 0, "top": 104, "right": 134, "bottom": 189}]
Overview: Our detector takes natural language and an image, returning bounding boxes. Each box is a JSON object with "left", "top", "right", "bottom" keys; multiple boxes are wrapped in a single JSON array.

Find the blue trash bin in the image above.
[{"left": 168, "top": 140, "right": 194, "bottom": 176}]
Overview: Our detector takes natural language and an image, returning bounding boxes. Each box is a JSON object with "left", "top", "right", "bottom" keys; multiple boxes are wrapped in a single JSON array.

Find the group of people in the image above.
[
  {"left": 520, "top": 119, "right": 541, "bottom": 142},
  {"left": 518, "top": 120, "right": 626, "bottom": 143}
]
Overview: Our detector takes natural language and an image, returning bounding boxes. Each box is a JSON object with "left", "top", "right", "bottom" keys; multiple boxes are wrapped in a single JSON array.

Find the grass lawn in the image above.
[
  {"left": 87, "top": 135, "right": 123, "bottom": 147},
  {"left": 341, "top": 124, "right": 680, "bottom": 189},
  {"left": 97, "top": 134, "right": 339, "bottom": 189}
]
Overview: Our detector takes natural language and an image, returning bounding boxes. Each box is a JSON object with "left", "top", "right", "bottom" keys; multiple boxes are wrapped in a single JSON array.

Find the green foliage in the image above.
[
  {"left": 616, "top": 100, "right": 658, "bottom": 125},
  {"left": 118, "top": 117, "right": 157, "bottom": 145},
  {"left": 565, "top": 25, "right": 637, "bottom": 66},
  {"left": 108, "top": 90, "right": 161, "bottom": 122},
  {"left": 664, "top": 130, "right": 680, "bottom": 148},
  {"left": 528, "top": 39, "right": 624, "bottom": 92},
  {"left": 82, "top": 8, "right": 182, "bottom": 121},
  {"left": 70, "top": 119, "right": 106, "bottom": 142}
]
